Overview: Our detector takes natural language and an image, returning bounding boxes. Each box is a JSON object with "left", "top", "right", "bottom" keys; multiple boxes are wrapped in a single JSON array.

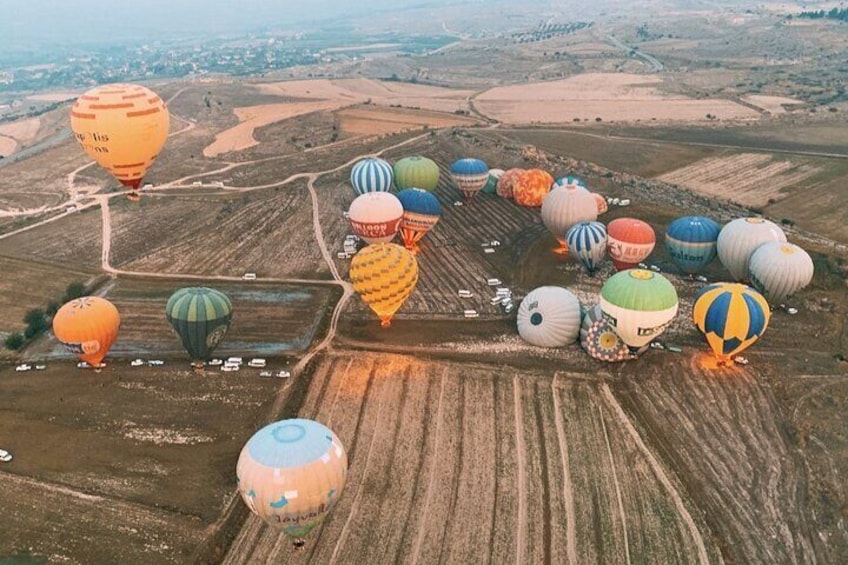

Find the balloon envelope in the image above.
[
  {"left": 513, "top": 169, "right": 554, "bottom": 207},
  {"left": 693, "top": 283, "right": 769, "bottom": 360},
  {"left": 52, "top": 297, "right": 121, "bottom": 366},
  {"left": 517, "top": 286, "right": 582, "bottom": 347},
  {"left": 717, "top": 217, "right": 786, "bottom": 281},
  {"left": 665, "top": 216, "right": 721, "bottom": 275},
  {"left": 541, "top": 184, "right": 597, "bottom": 252},
  {"left": 396, "top": 188, "right": 441, "bottom": 251},
  {"left": 450, "top": 158, "right": 489, "bottom": 201},
  {"left": 165, "top": 287, "right": 233, "bottom": 362},
  {"left": 591, "top": 193, "right": 608, "bottom": 216},
  {"left": 599, "top": 269, "right": 678, "bottom": 348},
  {"left": 237, "top": 419, "right": 347, "bottom": 538},
  {"left": 482, "top": 169, "right": 505, "bottom": 194},
  {"left": 348, "top": 192, "right": 403, "bottom": 244},
  {"left": 350, "top": 243, "right": 418, "bottom": 326},
  {"left": 566, "top": 221, "right": 607, "bottom": 275},
  {"left": 71, "top": 83, "right": 169, "bottom": 191},
  {"left": 497, "top": 168, "right": 524, "bottom": 199},
  {"left": 607, "top": 218, "right": 656, "bottom": 271},
  {"left": 350, "top": 157, "right": 393, "bottom": 195},
  {"left": 580, "top": 304, "right": 648, "bottom": 362},
  {"left": 393, "top": 156, "right": 440, "bottom": 191},
  {"left": 748, "top": 242, "right": 814, "bottom": 303}
]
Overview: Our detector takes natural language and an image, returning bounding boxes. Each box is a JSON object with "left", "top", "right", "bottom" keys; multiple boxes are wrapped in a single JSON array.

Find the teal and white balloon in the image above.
[
  {"left": 350, "top": 157, "right": 393, "bottom": 195},
  {"left": 517, "top": 286, "right": 582, "bottom": 347},
  {"left": 599, "top": 269, "right": 679, "bottom": 348},
  {"left": 748, "top": 242, "right": 814, "bottom": 303},
  {"left": 566, "top": 221, "right": 607, "bottom": 275},
  {"left": 237, "top": 419, "right": 348, "bottom": 539}
]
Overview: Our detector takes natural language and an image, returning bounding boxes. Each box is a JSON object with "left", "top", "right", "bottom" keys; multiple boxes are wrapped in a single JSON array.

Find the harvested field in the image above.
[
  {"left": 336, "top": 107, "right": 478, "bottom": 136},
  {"left": 255, "top": 78, "right": 473, "bottom": 114},
  {"left": 742, "top": 94, "right": 804, "bottom": 115},
  {"left": 475, "top": 73, "right": 759, "bottom": 124},
  {"left": 203, "top": 101, "right": 352, "bottom": 157},
  {"left": 657, "top": 153, "right": 822, "bottom": 207},
  {"left": 26, "top": 91, "right": 80, "bottom": 102},
  {"left": 223, "top": 351, "right": 728, "bottom": 564},
  {"left": 109, "top": 184, "right": 328, "bottom": 279},
  {"left": 0, "top": 204, "right": 103, "bottom": 269},
  {"left": 0, "top": 118, "right": 41, "bottom": 146},
  {"left": 0, "top": 141, "right": 89, "bottom": 211},
  {"left": 0, "top": 255, "right": 97, "bottom": 333},
  {"left": 0, "top": 134, "right": 16, "bottom": 156}
]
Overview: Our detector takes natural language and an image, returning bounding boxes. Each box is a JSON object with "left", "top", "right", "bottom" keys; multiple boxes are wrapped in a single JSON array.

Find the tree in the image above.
[
  {"left": 24, "top": 308, "right": 46, "bottom": 328},
  {"left": 63, "top": 282, "right": 86, "bottom": 303},
  {"left": 46, "top": 301, "right": 60, "bottom": 317},
  {"left": 5, "top": 332, "right": 24, "bottom": 350}
]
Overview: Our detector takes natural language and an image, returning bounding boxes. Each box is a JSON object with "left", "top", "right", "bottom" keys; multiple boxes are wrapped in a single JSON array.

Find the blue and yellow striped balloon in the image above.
[{"left": 692, "top": 283, "right": 770, "bottom": 360}]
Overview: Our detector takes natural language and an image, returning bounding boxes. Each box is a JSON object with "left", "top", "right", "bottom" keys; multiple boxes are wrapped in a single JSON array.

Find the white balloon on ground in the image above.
[
  {"left": 717, "top": 217, "right": 786, "bottom": 281},
  {"left": 748, "top": 242, "right": 814, "bottom": 303},
  {"left": 517, "top": 286, "right": 582, "bottom": 347}
]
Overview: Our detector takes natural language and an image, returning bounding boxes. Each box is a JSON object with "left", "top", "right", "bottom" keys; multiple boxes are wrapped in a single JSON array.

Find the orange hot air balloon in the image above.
[
  {"left": 52, "top": 297, "right": 121, "bottom": 367},
  {"left": 607, "top": 218, "right": 656, "bottom": 271},
  {"left": 497, "top": 168, "right": 524, "bottom": 199},
  {"left": 592, "top": 193, "right": 608, "bottom": 216},
  {"left": 513, "top": 169, "right": 554, "bottom": 207},
  {"left": 71, "top": 83, "right": 169, "bottom": 200}
]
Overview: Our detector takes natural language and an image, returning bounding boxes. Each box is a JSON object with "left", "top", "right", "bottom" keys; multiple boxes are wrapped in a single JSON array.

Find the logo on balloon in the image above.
[
  {"left": 629, "top": 270, "right": 654, "bottom": 281},
  {"left": 206, "top": 324, "right": 229, "bottom": 348}
]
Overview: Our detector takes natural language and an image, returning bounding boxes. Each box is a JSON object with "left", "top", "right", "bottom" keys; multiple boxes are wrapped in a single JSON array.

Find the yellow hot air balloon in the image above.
[
  {"left": 71, "top": 83, "right": 169, "bottom": 200},
  {"left": 52, "top": 297, "right": 121, "bottom": 367},
  {"left": 350, "top": 243, "right": 418, "bottom": 327}
]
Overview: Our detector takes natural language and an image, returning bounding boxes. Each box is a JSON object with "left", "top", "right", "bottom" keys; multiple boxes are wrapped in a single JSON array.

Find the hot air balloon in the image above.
[
  {"left": 237, "top": 419, "right": 347, "bottom": 546},
  {"left": 591, "top": 193, "right": 608, "bottom": 216},
  {"left": 693, "top": 283, "right": 769, "bottom": 363},
  {"left": 350, "top": 157, "right": 393, "bottom": 195},
  {"left": 541, "top": 183, "right": 598, "bottom": 254},
  {"left": 450, "top": 158, "right": 489, "bottom": 201},
  {"left": 566, "top": 221, "right": 607, "bottom": 275},
  {"left": 348, "top": 192, "right": 403, "bottom": 244},
  {"left": 599, "top": 269, "right": 678, "bottom": 349},
  {"left": 717, "top": 217, "right": 786, "bottom": 282},
  {"left": 513, "top": 169, "right": 554, "bottom": 207},
  {"left": 165, "top": 287, "right": 233, "bottom": 367},
  {"left": 350, "top": 243, "right": 418, "bottom": 326},
  {"left": 71, "top": 83, "right": 169, "bottom": 201},
  {"left": 748, "top": 242, "right": 814, "bottom": 303},
  {"left": 52, "top": 297, "right": 120, "bottom": 367},
  {"left": 665, "top": 216, "right": 721, "bottom": 275},
  {"left": 607, "top": 218, "right": 656, "bottom": 271},
  {"left": 394, "top": 156, "right": 440, "bottom": 191},
  {"left": 497, "top": 168, "right": 524, "bottom": 199},
  {"left": 482, "top": 169, "right": 505, "bottom": 194},
  {"left": 579, "top": 304, "right": 647, "bottom": 362},
  {"left": 396, "top": 188, "right": 442, "bottom": 252},
  {"left": 516, "top": 286, "right": 582, "bottom": 347}
]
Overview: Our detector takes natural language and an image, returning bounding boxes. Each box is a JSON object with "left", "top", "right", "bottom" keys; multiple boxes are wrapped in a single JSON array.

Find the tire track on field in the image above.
[
  {"left": 409, "top": 368, "right": 448, "bottom": 565},
  {"left": 487, "top": 374, "right": 501, "bottom": 565},
  {"left": 533, "top": 382, "right": 553, "bottom": 565},
  {"left": 436, "top": 371, "right": 465, "bottom": 565},
  {"left": 599, "top": 402, "right": 631, "bottom": 565},
  {"left": 599, "top": 383, "right": 710, "bottom": 565},
  {"left": 551, "top": 375, "right": 578, "bottom": 565},
  {"left": 513, "top": 375, "right": 528, "bottom": 565}
]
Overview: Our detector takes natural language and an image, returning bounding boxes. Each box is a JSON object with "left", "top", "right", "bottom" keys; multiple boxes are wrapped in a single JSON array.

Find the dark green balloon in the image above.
[{"left": 165, "top": 287, "right": 233, "bottom": 362}]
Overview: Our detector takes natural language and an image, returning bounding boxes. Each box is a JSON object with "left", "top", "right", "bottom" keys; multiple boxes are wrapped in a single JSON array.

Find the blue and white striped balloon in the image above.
[
  {"left": 566, "top": 221, "right": 607, "bottom": 275},
  {"left": 350, "top": 157, "right": 393, "bottom": 195}
]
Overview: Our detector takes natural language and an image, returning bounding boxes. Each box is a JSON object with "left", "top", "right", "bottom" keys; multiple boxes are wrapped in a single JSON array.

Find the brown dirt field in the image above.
[
  {"left": 742, "top": 94, "right": 804, "bottom": 115},
  {"left": 0, "top": 255, "right": 97, "bottom": 334},
  {"left": 25, "top": 92, "right": 80, "bottom": 102},
  {"left": 203, "top": 101, "right": 352, "bottom": 157},
  {"left": 0, "top": 135, "right": 16, "bottom": 156},
  {"left": 336, "top": 107, "right": 477, "bottom": 136},
  {"left": 0, "top": 142, "right": 87, "bottom": 211},
  {"left": 475, "top": 73, "right": 760, "bottom": 124},
  {"left": 657, "top": 153, "right": 822, "bottom": 207},
  {"left": 109, "top": 185, "right": 327, "bottom": 279},
  {"left": 0, "top": 118, "right": 41, "bottom": 144}
]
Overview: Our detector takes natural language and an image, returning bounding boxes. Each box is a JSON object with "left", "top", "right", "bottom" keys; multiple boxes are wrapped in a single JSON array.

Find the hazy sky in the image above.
[{"left": 0, "top": 0, "right": 461, "bottom": 48}]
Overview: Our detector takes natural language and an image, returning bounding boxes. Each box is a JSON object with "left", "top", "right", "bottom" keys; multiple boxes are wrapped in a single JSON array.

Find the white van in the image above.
[
  {"left": 463, "top": 310, "right": 479, "bottom": 318},
  {"left": 248, "top": 358, "right": 267, "bottom": 368},
  {"left": 486, "top": 278, "right": 501, "bottom": 286},
  {"left": 458, "top": 290, "right": 473, "bottom": 298},
  {"left": 227, "top": 357, "right": 243, "bottom": 365},
  {"left": 242, "top": 272, "right": 257, "bottom": 280}
]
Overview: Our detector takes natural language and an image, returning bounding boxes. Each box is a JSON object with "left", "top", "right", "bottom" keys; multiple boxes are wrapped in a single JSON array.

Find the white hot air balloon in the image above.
[
  {"left": 517, "top": 286, "right": 582, "bottom": 347},
  {"left": 717, "top": 217, "right": 786, "bottom": 281},
  {"left": 348, "top": 192, "right": 404, "bottom": 244},
  {"left": 748, "top": 242, "right": 814, "bottom": 303},
  {"left": 541, "top": 183, "right": 598, "bottom": 254}
]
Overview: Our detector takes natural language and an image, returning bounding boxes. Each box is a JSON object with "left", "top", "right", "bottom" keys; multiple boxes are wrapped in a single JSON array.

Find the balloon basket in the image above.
[
  {"left": 292, "top": 538, "right": 306, "bottom": 551},
  {"left": 380, "top": 318, "right": 392, "bottom": 328},
  {"left": 127, "top": 192, "right": 141, "bottom": 202}
]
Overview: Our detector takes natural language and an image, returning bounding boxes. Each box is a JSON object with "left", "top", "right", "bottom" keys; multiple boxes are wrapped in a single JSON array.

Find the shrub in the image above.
[{"left": 5, "top": 332, "right": 24, "bottom": 350}]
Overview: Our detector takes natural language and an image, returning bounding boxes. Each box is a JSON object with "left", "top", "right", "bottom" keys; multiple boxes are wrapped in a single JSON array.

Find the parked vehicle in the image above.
[
  {"left": 15, "top": 364, "right": 31, "bottom": 372},
  {"left": 35, "top": 365, "right": 46, "bottom": 370},
  {"left": 277, "top": 370, "right": 292, "bottom": 378},
  {"left": 248, "top": 358, "right": 267, "bottom": 368},
  {"left": 130, "top": 359, "right": 145, "bottom": 367},
  {"left": 0, "top": 449, "right": 12, "bottom": 463}
]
